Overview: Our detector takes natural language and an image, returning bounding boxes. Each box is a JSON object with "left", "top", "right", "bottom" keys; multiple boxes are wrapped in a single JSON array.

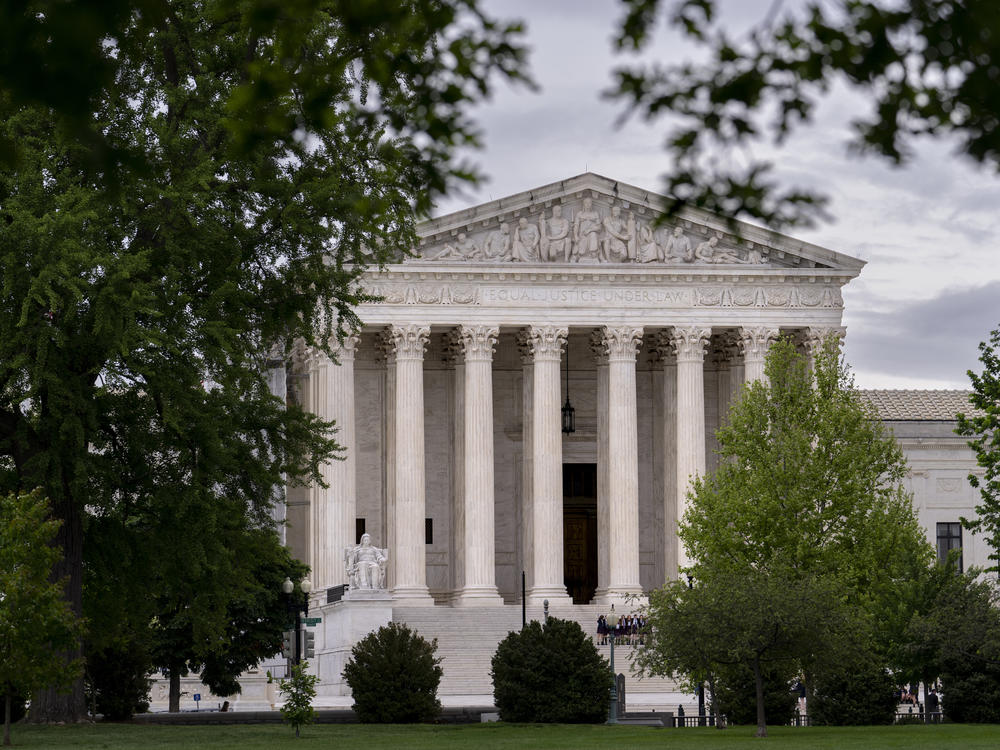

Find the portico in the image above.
[{"left": 285, "top": 173, "right": 862, "bottom": 610}]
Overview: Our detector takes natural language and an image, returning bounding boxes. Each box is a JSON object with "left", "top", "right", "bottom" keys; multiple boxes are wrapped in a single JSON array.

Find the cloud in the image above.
[{"left": 845, "top": 281, "right": 1000, "bottom": 387}]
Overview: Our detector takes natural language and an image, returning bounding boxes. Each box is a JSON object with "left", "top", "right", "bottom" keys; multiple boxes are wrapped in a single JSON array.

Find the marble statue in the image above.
[
  {"left": 345, "top": 533, "right": 388, "bottom": 590},
  {"left": 695, "top": 235, "right": 748, "bottom": 264},
  {"left": 572, "top": 197, "right": 601, "bottom": 261},
  {"left": 665, "top": 226, "right": 694, "bottom": 262},
  {"left": 512, "top": 217, "right": 540, "bottom": 262},
  {"left": 636, "top": 223, "right": 662, "bottom": 263},
  {"left": 602, "top": 205, "right": 633, "bottom": 263},
  {"left": 485, "top": 222, "right": 512, "bottom": 261},
  {"left": 433, "top": 232, "right": 483, "bottom": 261},
  {"left": 539, "top": 205, "right": 571, "bottom": 262}
]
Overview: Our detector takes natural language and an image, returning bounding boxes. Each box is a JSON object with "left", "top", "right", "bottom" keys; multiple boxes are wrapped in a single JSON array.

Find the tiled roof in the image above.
[{"left": 859, "top": 390, "right": 976, "bottom": 421}]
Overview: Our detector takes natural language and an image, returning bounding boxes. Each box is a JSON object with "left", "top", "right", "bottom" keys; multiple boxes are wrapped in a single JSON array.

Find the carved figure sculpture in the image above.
[
  {"left": 539, "top": 205, "right": 571, "bottom": 262},
  {"left": 485, "top": 222, "right": 512, "bottom": 261},
  {"left": 345, "top": 533, "right": 388, "bottom": 590},
  {"left": 602, "top": 205, "right": 634, "bottom": 262},
  {"left": 694, "top": 236, "right": 721, "bottom": 263},
  {"left": 665, "top": 226, "right": 694, "bottom": 262},
  {"left": 572, "top": 197, "right": 602, "bottom": 261},
  {"left": 432, "top": 232, "right": 482, "bottom": 261},
  {"left": 695, "top": 235, "right": 747, "bottom": 264},
  {"left": 512, "top": 217, "right": 540, "bottom": 262},
  {"left": 636, "top": 223, "right": 662, "bottom": 263}
]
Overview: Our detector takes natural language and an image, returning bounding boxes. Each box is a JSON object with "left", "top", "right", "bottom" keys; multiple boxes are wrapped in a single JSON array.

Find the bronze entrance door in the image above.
[{"left": 563, "top": 463, "right": 597, "bottom": 604}]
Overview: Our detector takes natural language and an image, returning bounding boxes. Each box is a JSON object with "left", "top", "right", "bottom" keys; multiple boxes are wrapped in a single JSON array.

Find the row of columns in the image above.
[{"left": 305, "top": 323, "right": 842, "bottom": 605}]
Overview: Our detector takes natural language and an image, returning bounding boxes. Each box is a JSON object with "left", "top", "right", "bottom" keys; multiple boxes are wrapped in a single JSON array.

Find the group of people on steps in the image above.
[{"left": 596, "top": 612, "right": 646, "bottom": 646}]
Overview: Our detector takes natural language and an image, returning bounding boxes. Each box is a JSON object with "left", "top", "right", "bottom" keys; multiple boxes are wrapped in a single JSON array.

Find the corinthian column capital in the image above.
[
  {"left": 670, "top": 326, "right": 711, "bottom": 362},
  {"left": 739, "top": 326, "right": 779, "bottom": 360},
  {"left": 804, "top": 326, "right": 846, "bottom": 354},
  {"left": 385, "top": 324, "right": 430, "bottom": 361},
  {"left": 329, "top": 332, "right": 361, "bottom": 361},
  {"left": 458, "top": 325, "right": 500, "bottom": 362},
  {"left": 520, "top": 325, "right": 568, "bottom": 363},
  {"left": 600, "top": 326, "right": 643, "bottom": 362}
]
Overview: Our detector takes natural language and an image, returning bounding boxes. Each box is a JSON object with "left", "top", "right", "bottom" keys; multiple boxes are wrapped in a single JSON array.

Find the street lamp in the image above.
[
  {"left": 606, "top": 606, "right": 619, "bottom": 724},
  {"left": 282, "top": 576, "right": 312, "bottom": 665}
]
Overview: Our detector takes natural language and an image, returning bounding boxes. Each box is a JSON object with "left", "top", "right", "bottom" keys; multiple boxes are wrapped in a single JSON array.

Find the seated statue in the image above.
[{"left": 344, "top": 533, "right": 388, "bottom": 590}]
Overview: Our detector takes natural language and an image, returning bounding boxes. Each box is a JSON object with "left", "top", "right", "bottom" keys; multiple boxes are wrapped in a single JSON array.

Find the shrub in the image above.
[
  {"left": 85, "top": 642, "right": 152, "bottom": 720},
  {"left": 342, "top": 622, "right": 442, "bottom": 723},
  {"left": 491, "top": 617, "right": 609, "bottom": 723},
  {"left": 713, "top": 663, "right": 796, "bottom": 727},
  {"left": 810, "top": 657, "right": 897, "bottom": 725},
  {"left": 941, "top": 667, "right": 1000, "bottom": 723}
]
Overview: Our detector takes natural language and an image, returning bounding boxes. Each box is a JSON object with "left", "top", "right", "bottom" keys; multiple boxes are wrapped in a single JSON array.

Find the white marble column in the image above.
[
  {"left": 524, "top": 325, "right": 570, "bottom": 604},
  {"left": 444, "top": 331, "right": 465, "bottom": 600},
  {"left": 740, "top": 326, "right": 779, "bottom": 384},
  {"left": 387, "top": 324, "right": 433, "bottom": 605},
  {"left": 589, "top": 331, "right": 610, "bottom": 601},
  {"left": 671, "top": 326, "right": 711, "bottom": 574},
  {"left": 596, "top": 326, "right": 644, "bottom": 605},
  {"left": 455, "top": 325, "right": 503, "bottom": 606},
  {"left": 305, "top": 346, "right": 322, "bottom": 580},
  {"left": 266, "top": 347, "right": 288, "bottom": 546},
  {"left": 654, "top": 332, "right": 678, "bottom": 581},
  {"left": 314, "top": 335, "right": 360, "bottom": 590}
]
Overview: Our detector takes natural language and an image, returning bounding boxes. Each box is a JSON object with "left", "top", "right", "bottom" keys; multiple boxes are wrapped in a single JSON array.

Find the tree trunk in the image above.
[
  {"left": 4, "top": 692, "right": 11, "bottom": 747},
  {"left": 29, "top": 496, "right": 87, "bottom": 723},
  {"left": 169, "top": 668, "right": 181, "bottom": 713},
  {"left": 707, "top": 672, "right": 723, "bottom": 729},
  {"left": 753, "top": 657, "right": 767, "bottom": 738}
]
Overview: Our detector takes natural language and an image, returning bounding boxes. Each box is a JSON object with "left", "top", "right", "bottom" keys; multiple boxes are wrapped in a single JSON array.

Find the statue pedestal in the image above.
[{"left": 313, "top": 595, "right": 393, "bottom": 703}]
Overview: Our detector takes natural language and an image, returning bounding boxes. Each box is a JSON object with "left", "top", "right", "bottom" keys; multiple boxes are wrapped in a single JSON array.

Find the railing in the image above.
[
  {"left": 895, "top": 710, "right": 943, "bottom": 724},
  {"left": 673, "top": 714, "right": 724, "bottom": 727}
]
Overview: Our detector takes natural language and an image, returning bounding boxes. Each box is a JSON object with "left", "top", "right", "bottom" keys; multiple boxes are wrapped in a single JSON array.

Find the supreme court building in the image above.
[
  {"left": 152, "top": 173, "right": 987, "bottom": 709},
  {"left": 285, "top": 172, "right": 868, "bottom": 607}
]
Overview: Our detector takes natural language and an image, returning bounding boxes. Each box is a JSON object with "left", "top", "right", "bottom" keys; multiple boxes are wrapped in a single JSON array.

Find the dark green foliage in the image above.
[
  {"left": 85, "top": 642, "right": 152, "bottom": 721},
  {"left": 2, "top": 695, "right": 25, "bottom": 724},
  {"left": 810, "top": 657, "right": 897, "bottom": 726},
  {"left": 713, "top": 663, "right": 796, "bottom": 728},
  {"left": 491, "top": 617, "right": 609, "bottom": 724},
  {"left": 940, "top": 669, "right": 1000, "bottom": 724},
  {"left": 612, "top": 1, "right": 1000, "bottom": 229},
  {"left": 343, "top": 623, "right": 443, "bottom": 724},
  {"left": 957, "top": 325, "right": 1000, "bottom": 573},
  {"left": 1, "top": 0, "right": 527, "bottom": 722}
]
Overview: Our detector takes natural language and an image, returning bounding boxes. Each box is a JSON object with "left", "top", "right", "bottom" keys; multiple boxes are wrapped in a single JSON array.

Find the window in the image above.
[
  {"left": 356, "top": 518, "right": 366, "bottom": 544},
  {"left": 425, "top": 518, "right": 433, "bottom": 545},
  {"left": 936, "top": 522, "right": 963, "bottom": 572}
]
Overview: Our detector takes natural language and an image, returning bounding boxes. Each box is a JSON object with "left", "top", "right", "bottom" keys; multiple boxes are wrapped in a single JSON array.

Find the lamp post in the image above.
[
  {"left": 282, "top": 576, "right": 313, "bottom": 666},
  {"left": 606, "top": 606, "right": 619, "bottom": 724}
]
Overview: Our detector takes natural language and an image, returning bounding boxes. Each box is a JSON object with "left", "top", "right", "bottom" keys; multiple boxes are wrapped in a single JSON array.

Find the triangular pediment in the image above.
[{"left": 404, "top": 173, "right": 864, "bottom": 272}]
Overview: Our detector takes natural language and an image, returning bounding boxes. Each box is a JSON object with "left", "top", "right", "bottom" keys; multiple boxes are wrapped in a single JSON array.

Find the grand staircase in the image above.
[{"left": 392, "top": 603, "right": 690, "bottom": 712}]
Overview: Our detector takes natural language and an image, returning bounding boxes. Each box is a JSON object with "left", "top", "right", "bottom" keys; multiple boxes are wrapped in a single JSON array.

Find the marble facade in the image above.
[{"left": 284, "top": 173, "right": 864, "bottom": 606}]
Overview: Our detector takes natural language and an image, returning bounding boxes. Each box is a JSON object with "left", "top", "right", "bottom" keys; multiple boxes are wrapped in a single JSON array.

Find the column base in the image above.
[
  {"left": 452, "top": 586, "right": 504, "bottom": 607},
  {"left": 390, "top": 585, "right": 435, "bottom": 606},
  {"left": 525, "top": 585, "right": 571, "bottom": 606}
]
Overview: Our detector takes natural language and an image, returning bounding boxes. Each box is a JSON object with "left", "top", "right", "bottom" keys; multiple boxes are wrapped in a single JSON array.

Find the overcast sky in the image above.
[{"left": 433, "top": 0, "right": 1000, "bottom": 390}]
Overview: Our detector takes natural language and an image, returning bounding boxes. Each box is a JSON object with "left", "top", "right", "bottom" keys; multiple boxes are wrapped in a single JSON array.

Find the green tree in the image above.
[
  {"left": 491, "top": 617, "right": 609, "bottom": 724},
  {"left": 612, "top": 0, "right": 1000, "bottom": 228},
  {"left": 279, "top": 662, "right": 318, "bottom": 739},
  {"left": 957, "top": 325, "right": 1000, "bottom": 572},
  {"left": 0, "top": 492, "right": 80, "bottom": 746},
  {"left": 638, "top": 337, "right": 931, "bottom": 736},
  {"left": 904, "top": 568, "right": 1000, "bottom": 722},
  {"left": 0, "top": 0, "right": 527, "bottom": 721},
  {"left": 342, "top": 622, "right": 443, "bottom": 723}
]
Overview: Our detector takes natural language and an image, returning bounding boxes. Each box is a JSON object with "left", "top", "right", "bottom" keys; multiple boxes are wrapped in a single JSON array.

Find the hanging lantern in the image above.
[{"left": 562, "top": 337, "right": 576, "bottom": 434}]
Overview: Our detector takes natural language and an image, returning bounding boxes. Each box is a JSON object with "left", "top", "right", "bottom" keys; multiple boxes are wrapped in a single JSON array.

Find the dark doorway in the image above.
[{"left": 563, "top": 463, "right": 597, "bottom": 604}]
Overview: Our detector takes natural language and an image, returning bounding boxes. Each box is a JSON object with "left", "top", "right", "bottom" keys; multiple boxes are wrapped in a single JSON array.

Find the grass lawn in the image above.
[{"left": 8, "top": 722, "right": 1000, "bottom": 750}]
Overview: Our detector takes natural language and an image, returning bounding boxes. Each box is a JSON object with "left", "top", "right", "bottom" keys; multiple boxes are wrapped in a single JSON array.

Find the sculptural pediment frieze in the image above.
[{"left": 407, "top": 182, "right": 838, "bottom": 270}]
